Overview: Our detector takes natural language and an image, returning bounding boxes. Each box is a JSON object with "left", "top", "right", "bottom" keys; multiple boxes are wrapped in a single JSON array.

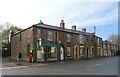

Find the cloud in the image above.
[
  {"left": 0, "top": 0, "right": 118, "bottom": 30},
  {"left": 76, "top": 15, "right": 117, "bottom": 27}
]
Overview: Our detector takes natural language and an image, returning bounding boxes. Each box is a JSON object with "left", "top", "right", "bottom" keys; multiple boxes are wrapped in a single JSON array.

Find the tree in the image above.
[
  {"left": 0, "top": 22, "right": 23, "bottom": 54},
  {"left": 1, "top": 22, "right": 23, "bottom": 44},
  {"left": 107, "top": 34, "right": 120, "bottom": 53},
  {"left": 107, "top": 34, "right": 118, "bottom": 44}
]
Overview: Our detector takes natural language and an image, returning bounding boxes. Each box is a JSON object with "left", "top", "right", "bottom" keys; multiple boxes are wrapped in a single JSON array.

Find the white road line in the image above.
[
  {"left": 0, "top": 64, "right": 47, "bottom": 70},
  {"left": 96, "top": 64, "right": 102, "bottom": 66},
  {"left": 108, "top": 62, "right": 112, "bottom": 63}
]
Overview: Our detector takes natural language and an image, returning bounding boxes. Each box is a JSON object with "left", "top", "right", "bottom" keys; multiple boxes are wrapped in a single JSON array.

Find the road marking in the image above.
[
  {"left": 108, "top": 62, "right": 112, "bottom": 63},
  {"left": 96, "top": 64, "right": 102, "bottom": 66},
  {"left": 0, "top": 64, "right": 47, "bottom": 70}
]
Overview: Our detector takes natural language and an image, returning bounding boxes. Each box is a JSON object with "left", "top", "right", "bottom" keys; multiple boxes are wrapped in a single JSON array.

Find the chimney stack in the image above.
[
  {"left": 60, "top": 20, "right": 65, "bottom": 28},
  {"left": 82, "top": 28, "right": 86, "bottom": 32},
  {"left": 72, "top": 25, "right": 76, "bottom": 30}
]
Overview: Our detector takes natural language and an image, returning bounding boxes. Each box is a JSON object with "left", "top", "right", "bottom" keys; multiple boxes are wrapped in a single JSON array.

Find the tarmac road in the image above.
[{"left": 2, "top": 56, "right": 118, "bottom": 75}]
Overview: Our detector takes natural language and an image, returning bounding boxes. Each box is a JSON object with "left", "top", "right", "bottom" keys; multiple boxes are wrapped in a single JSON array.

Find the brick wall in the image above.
[{"left": 11, "top": 27, "right": 34, "bottom": 61}]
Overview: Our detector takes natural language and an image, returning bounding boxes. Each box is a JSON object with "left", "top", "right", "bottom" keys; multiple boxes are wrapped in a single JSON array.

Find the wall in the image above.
[{"left": 11, "top": 27, "right": 34, "bottom": 61}]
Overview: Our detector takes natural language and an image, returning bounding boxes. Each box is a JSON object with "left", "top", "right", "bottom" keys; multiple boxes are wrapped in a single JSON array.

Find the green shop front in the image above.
[
  {"left": 34, "top": 42, "right": 60, "bottom": 62},
  {"left": 33, "top": 27, "right": 61, "bottom": 62}
]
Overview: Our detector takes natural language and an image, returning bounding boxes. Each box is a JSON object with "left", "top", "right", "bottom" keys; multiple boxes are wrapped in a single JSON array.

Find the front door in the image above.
[
  {"left": 60, "top": 47, "right": 64, "bottom": 60},
  {"left": 74, "top": 46, "right": 79, "bottom": 59},
  {"left": 86, "top": 47, "right": 89, "bottom": 58}
]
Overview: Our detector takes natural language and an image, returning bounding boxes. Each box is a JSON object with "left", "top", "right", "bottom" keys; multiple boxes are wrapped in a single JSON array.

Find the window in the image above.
[
  {"left": 53, "top": 31, "right": 57, "bottom": 42},
  {"left": 45, "top": 46, "right": 58, "bottom": 60},
  {"left": 67, "top": 47, "right": 71, "bottom": 56},
  {"left": 48, "top": 30, "right": 53, "bottom": 41},
  {"left": 90, "top": 37, "right": 93, "bottom": 43},
  {"left": 37, "top": 28, "right": 42, "bottom": 46},
  {"left": 67, "top": 33, "right": 71, "bottom": 42},
  {"left": 51, "top": 47, "right": 57, "bottom": 58},
  {"left": 57, "top": 32, "right": 59, "bottom": 41},
  {"left": 80, "top": 46, "right": 84, "bottom": 57},
  {"left": 37, "top": 47, "right": 44, "bottom": 60},
  {"left": 79, "top": 35, "right": 84, "bottom": 43},
  {"left": 37, "top": 28, "right": 41, "bottom": 38},
  {"left": 108, "top": 44, "right": 110, "bottom": 49},
  {"left": 97, "top": 38, "right": 100, "bottom": 45},
  {"left": 103, "top": 43, "right": 106, "bottom": 49},
  {"left": 112, "top": 45, "right": 114, "bottom": 49},
  {"left": 86, "top": 37, "right": 89, "bottom": 42},
  {"left": 98, "top": 47, "right": 100, "bottom": 55}
]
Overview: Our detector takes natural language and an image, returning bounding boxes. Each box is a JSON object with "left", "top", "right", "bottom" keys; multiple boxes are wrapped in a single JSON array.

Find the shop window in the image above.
[
  {"left": 51, "top": 47, "right": 57, "bottom": 58},
  {"left": 37, "top": 47, "right": 44, "bottom": 60},
  {"left": 67, "top": 47, "right": 71, "bottom": 56},
  {"left": 44, "top": 46, "right": 58, "bottom": 61},
  {"left": 48, "top": 30, "right": 53, "bottom": 41},
  {"left": 67, "top": 33, "right": 71, "bottom": 42}
]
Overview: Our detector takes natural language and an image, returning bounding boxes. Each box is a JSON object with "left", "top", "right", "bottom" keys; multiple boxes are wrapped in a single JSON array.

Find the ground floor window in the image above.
[
  {"left": 37, "top": 47, "right": 44, "bottom": 61},
  {"left": 79, "top": 46, "right": 84, "bottom": 57},
  {"left": 98, "top": 47, "right": 100, "bottom": 55},
  {"left": 67, "top": 47, "right": 71, "bottom": 56},
  {"left": 90, "top": 46, "right": 93, "bottom": 55},
  {"left": 103, "top": 50, "right": 107, "bottom": 56},
  {"left": 37, "top": 46, "right": 58, "bottom": 61},
  {"left": 47, "top": 46, "right": 57, "bottom": 60}
]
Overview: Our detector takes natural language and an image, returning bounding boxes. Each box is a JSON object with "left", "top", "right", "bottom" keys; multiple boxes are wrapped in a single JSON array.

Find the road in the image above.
[{"left": 2, "top": 56, "right": 118, "bottom": 75}]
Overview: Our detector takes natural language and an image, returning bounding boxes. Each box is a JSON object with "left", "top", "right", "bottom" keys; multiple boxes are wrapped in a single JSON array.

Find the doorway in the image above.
[
  {"left": 60, "top": 47, "right": 64, "bottom": 60},
  {"left": 86, "top": 47, "right": 89, "bottom": 58},
  {"left": 74, "top": 46, "right": 79, "bottom": 59}
]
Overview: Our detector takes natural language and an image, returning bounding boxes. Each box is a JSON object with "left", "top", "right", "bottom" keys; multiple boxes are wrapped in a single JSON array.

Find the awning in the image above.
[{"left": 41, "top": 42, "right": 60, "bottom": 46}]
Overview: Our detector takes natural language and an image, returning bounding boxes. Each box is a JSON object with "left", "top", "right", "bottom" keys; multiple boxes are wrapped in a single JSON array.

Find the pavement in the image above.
[
  {"left": 1, "top": 58, "right": 48, "bottom": 70},
  {"left": 1, "top": 56, "right": 116, "bottom": 70},
  {"left": 1, "top": 56, "right": 102, "bottom": 69}
]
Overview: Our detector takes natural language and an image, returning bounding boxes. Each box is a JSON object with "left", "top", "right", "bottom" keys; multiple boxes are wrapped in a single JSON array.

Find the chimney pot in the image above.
[
  {"left": 82, "top": 28, "right": 86, "bottom": 32},
  {"left": 72, "top": 25, "right": 76, "bottom": 30},
  {"left": 60, "top": 20, "right": 65, "bottom": 28}
]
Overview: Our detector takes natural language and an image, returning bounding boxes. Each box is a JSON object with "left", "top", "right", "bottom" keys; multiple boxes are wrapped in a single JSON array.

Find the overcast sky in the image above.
[{"left": 0, "top": 0, "right": 119, "bottom": 40}]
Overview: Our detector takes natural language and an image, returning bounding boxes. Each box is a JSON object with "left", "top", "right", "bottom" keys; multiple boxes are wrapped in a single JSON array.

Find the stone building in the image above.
[
  {"left": 102, "top": 40, "right": 118, "bottom": 56},
  {"left": 11, "top": 20, "right": 105, "bottom": 62}
]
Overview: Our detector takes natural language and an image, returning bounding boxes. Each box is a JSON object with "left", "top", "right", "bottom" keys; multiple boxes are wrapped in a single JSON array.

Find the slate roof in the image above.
[
  {"left": 33, "top": 23, "right": 96, "bottom": 37},
  {"left": 102, "top": 40, "right": 112, "bottom": 44},
  {"left": 12, "top": 23, "right": 102, "bottom": 39}
]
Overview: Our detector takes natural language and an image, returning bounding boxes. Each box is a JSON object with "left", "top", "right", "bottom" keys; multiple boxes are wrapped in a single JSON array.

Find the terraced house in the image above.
[{"left": 11, "top": 20, "right": 116, "bottom": 62}]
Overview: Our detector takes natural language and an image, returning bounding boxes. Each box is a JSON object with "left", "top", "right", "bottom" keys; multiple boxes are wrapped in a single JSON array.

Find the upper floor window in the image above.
[
  {"left": 67, "top": 33, "right": 71, "bottom": 42},
  {"left": 86, "top": 36, "right": 89, "bottom": 42},
  {"left": 90, "top": 37, "right": 93, "bottom": 43},
  {"left": 111, "top": 45, "right": 114, "bottom": 49},
  {"left": 37, "top": 28, "right": 41, "bottom": 38},
  {"left": 48, "top": 30, "right": 53, "bottom": 41},
  {"left": 79, "top": 35, "right": 84, "bottom": 44},
  {"left": 97, "top": 38, "right": 100, "bottom": 45}
]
